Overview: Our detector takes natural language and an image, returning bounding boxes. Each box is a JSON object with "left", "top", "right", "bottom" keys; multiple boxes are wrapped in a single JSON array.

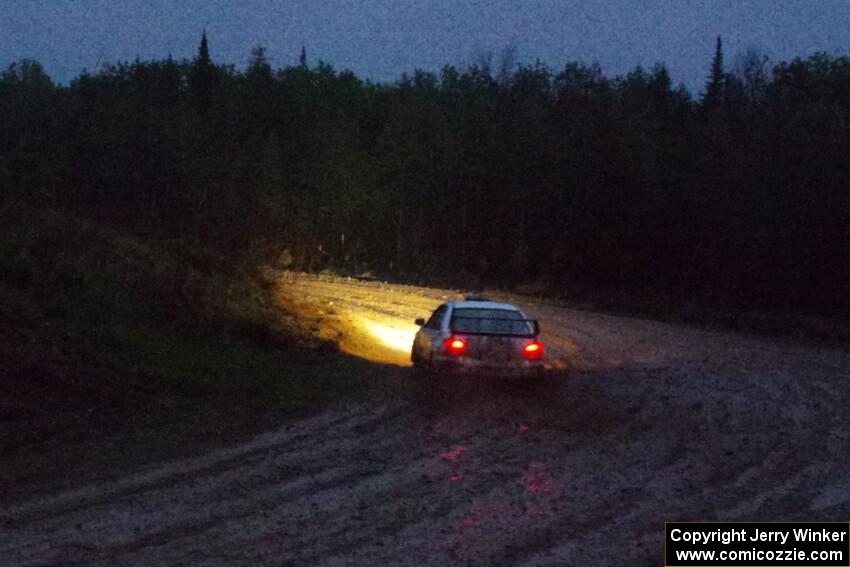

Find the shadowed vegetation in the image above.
[{"left": 0, "top": 205, "right": 397, "bottom": 453}]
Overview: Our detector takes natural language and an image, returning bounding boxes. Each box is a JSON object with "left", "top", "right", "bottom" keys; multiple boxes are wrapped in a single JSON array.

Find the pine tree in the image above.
[
  {"left": 189, "top": 31, "right": 216, "bottom": 117},
  {"left": 702, "top": 36, "right": 725, "bottom": 110},
  {"left": 299, "top": 45, "right": 307, "bottom": 68},
  {"left": 198, "top": 31, "right": 210, "bottom": 67}
]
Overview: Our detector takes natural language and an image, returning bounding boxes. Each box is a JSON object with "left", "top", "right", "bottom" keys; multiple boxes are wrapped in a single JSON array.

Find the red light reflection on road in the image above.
[
  {"left": 528, "top": 474, "right": 552, "bottom": 494},
  {"left": 527, "top": 463, "right": 553, "bottom": 494},
  {"left": 440, "top": 446, "right": 465, "bottom": 462},
  {"left": 440, "top": 446, "right": 467, "bottom": 482}
]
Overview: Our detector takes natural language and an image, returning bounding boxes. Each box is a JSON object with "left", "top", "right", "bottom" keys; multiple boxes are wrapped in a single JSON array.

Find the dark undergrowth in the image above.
[
  {"left": 0, "top": 204, "right": 397, "bottom": 460},
  {"left": 492, "top": 284, "right": 850, "bottom": 349}
]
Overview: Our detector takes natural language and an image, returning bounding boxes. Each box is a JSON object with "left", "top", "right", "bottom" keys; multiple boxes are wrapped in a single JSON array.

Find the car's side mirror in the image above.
[{"left": 415, "top": 318, "right": 425, "bottom": 326}]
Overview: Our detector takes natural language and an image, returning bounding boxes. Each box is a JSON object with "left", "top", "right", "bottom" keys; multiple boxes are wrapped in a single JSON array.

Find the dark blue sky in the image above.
[{"left": 4, "top": 0, "right": 850, "bottom": 93}]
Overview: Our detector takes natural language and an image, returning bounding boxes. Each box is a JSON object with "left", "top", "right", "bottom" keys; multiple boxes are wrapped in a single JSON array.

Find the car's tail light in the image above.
[
  {"left": 443, "top": 337, "right": 468, "bottom": 356},
  {"left": 523, "top": 340, "right": 544, "bottom": 360}
]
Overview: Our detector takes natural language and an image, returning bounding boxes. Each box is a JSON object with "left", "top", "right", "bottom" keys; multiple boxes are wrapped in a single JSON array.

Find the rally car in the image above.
[{"left": 411, "top": 297, "right": 544, "bottom": 378}]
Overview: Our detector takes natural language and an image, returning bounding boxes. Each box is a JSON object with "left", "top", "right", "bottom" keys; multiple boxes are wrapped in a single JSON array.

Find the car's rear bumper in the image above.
[{"left": 432, "top": 355, "right": 544, "bottom": 378}]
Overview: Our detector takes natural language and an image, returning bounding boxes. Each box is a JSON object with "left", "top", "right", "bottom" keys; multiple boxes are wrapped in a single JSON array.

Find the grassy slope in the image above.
[{"left": 0, "top": 208, "right": 389, "bottom": 459}]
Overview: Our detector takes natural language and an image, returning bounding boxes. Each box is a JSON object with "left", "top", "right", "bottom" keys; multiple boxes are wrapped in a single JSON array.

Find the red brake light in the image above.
[
  {"left": 443, "top": 337, "right": 468, "bottom": 356},
  {"left": 523, "top": 341, "right": 544, "bottom": 360}
]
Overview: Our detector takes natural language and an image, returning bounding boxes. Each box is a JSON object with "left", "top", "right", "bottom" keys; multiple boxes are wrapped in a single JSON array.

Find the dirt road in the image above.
[{"left": 4, "top": 273, "right": 850, "bottom": 565}]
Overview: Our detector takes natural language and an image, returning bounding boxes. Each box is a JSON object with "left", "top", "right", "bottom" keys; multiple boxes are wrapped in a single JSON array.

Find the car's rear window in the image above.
[{"left": 450, "top": 308, "right": 532, "bottom": 335}]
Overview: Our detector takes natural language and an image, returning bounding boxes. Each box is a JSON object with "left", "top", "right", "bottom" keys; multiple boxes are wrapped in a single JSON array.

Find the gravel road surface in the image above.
[{"left": 3, "top": 274, "right": 850, "bottom": 565}]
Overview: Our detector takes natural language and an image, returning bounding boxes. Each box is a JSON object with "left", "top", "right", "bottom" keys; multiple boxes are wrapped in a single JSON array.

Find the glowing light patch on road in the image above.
[
  {"left": 440, "top": 446, "right": 466, "bottom": 462},
  {"left": 360, "top": 318, "right": 418, "bottom": 353}
]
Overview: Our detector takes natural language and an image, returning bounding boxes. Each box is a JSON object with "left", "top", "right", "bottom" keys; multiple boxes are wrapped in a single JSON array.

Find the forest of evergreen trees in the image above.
[{"left": 2, "top": 35, "right": 849, "bottom": 315}]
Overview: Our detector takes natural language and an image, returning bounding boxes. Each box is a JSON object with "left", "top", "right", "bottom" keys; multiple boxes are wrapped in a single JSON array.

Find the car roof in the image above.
[{"left": 449, "top": 300, "right": 521, "bottom": 311}]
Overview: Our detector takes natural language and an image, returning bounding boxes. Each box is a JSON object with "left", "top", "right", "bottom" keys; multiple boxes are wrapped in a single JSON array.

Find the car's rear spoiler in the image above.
[{"left": 449, "top": 317, "right": 540, "bottom": 337}]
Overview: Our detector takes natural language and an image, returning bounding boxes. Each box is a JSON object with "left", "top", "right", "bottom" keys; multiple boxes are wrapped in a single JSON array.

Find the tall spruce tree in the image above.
[
  {"left": 189, "top": 31, "right": 216, "bottom": 117},
  {"left": 702, "top": 36, "right": 725, "bottom": 110}
]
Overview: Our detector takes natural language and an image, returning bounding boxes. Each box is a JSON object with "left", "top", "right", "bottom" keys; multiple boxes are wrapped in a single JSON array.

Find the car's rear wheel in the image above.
[{"left": 411, "top": 349, "right": 431, "bottom": 377}]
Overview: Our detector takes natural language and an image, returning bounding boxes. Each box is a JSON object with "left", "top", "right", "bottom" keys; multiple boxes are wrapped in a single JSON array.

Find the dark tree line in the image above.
[{"left": 2, "top": 36, "right": 849, "bottom": 315}]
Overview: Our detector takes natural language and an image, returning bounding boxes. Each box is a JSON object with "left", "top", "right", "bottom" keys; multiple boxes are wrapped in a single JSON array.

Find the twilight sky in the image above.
[{"left": 3, "top": 0, "right": 850, "bottom": 94}]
